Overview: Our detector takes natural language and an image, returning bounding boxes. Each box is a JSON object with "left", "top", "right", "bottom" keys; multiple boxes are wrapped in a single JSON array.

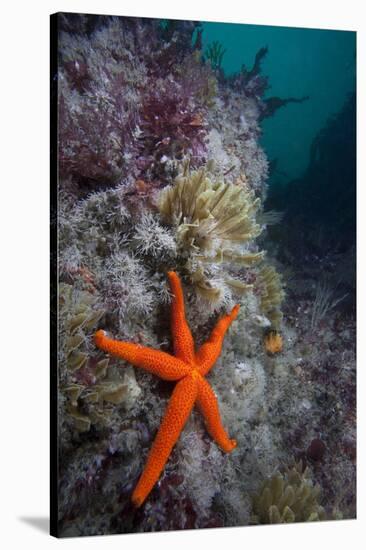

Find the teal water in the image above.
[{"left": 201, "top": 21, "right": 356, "bottom": 185}]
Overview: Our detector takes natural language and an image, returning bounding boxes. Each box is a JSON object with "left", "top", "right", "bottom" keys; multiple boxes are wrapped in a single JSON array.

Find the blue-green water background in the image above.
[{"left": 200, "top": 22, "right": 356, "bottom": 186}]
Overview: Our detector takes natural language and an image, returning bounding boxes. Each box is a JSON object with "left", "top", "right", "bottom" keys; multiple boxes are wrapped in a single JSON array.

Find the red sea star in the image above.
[{"left": 94, "top": 271, "right": 239, "bottom": 507}]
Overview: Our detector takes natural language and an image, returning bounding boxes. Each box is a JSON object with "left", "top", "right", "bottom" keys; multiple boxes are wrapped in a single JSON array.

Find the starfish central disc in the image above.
[{"left": 94, "top": 271, "right": 239, "bottom": 507}]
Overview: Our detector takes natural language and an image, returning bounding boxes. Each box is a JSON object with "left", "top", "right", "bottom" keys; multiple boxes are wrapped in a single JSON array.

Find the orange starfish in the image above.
[{"left": 94, "top": 271, "right": 239, "bottom": 507}]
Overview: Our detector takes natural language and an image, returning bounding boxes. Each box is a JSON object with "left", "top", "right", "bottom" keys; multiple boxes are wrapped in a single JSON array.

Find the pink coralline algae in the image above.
[
  {"left": 139, "top": 82, "right": 208, "bottom": 171},
  {"left": 58, "top": 18, "right": 213, "bottom": 193}
]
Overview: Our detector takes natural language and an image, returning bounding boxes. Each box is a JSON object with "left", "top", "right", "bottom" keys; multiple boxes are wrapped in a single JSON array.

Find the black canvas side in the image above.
[{"left": 50, "top": 11, "right": 59, "bottom": 539}]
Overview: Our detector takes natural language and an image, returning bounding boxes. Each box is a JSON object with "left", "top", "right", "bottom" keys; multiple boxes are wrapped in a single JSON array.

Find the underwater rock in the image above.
[{"left": 56, "top": 13, "right": 355, "bottom": 535}]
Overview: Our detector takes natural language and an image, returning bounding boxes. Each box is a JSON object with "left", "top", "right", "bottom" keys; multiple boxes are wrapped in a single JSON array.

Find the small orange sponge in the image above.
[{"left": 264, "top": 331, "right": 283, "bottom": 354}]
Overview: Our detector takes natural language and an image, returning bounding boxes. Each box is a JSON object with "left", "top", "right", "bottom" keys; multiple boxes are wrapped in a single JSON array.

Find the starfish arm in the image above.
[
  {"left": 94, "top": 330, "right": 190, "bottom": 381},
  {"left": 132, "top": 375, "right": 198, "bottom": 507},
  {"left": 167, "top": 271, "right": 195, "bottom": 363},
  {"left": 196, "top": 376, "right": 237, "bottom": 452},
  {"left": 196, "top": 305, "right": 240, "bottom": 375}
]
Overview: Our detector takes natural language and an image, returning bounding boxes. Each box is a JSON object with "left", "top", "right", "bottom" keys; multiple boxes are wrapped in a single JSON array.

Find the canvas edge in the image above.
[{"left": 50, "top": 11, "right": 59, "bottom": 539}]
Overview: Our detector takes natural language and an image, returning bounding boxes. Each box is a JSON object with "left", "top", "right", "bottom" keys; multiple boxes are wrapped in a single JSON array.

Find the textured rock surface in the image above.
[{"left": 56, "top": 14, "right": 355, "bottom": 536}]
